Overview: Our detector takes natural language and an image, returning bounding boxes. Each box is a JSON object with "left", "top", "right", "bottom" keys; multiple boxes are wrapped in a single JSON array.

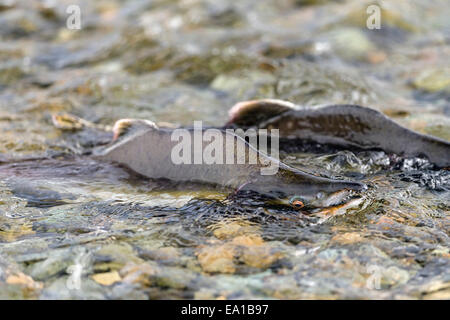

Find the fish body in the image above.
[
  {"left": 94, "top": 120, "right": 365, "bottom": 207},
  {"left": 227, "top": 100, "right": 450, "bottom": 167}
]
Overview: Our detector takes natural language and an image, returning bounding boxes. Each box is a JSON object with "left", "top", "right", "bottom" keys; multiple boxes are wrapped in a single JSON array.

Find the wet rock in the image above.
[
  {"left": 193, "top": 289, "right": 217, "bottom": 300},
  {"left": 28, "top": 248, "right": 76, "bottom": 281},
  {"left": 7, "top": 179, "right": 76, "bottom": 208},
  {"left": 210, "top": 71, "right": 275, "bottom": 98},
  {"left": 331, "top": 232, "right": 364, "bottom": 245},
  {"left": 0, "top": 255, "right": 42, "bottom": 299},
  {"left": 0, "top": 219, "right": 34, "bottom": 242},
  {"left": 40, "top": 277, "right": 107, "bottom": 300},
  {"left": 137, "top": 246, "right": 181, "bottom": 262},
  {"left": 0, "top": 61, "right": 26, "bottom": 86},
  {"left": 422, "top": 281, "right": 450, "bottom": 300},
  {"left": 189, "top": 2, "right": 243, "bottom": 27},
  {"left": 197, "top": 234, "right": 283, "bottom": 274},
  {"left": 120, "top": 263, "right": 156, "bottom": 286},
  {"left": 120, "top": 262, "right": 197, "bottom": 290},
  {"left": 172, "top": 52, "right": 259, "bottom": 85},
  {"left": 294, "top": 0, "right": 330, "bottom": 6},
  {"left": 274, "top": 62, "right": 378, "bottom": 106},
  {"left": 6, "top": 272, "right": 43, "bottom": 291},
  {"left": 35, "top": 34, "right": 122, "bottom": 69},
  {"left": 108, "top": 282, "right": 149, "bottom": 300},
  {"left": 0, "top": 8, "right": 46, "bottom": 38},
  {"left": 411, "top": 68, "right": 450, "bottom": 94},
  {"left": 397, "top": 169, "right": 450, "bottom": 192},
  {"left": 153, "top": 266, "right": 197, "bottom": 289},
  {"left": 390, "top": 245, "right": 421, "bottom": 259},
  {"left": 197, "top": 243, "right": 236, "bottom": 274},
  {"left": 91, "top": 271, "right": 121, "bottom": 286},
  {"left": 0, "top": 0, "right": 16, "bottom": 12},
  {"left": 239, "top": 243, "right": 283, "bottom": 269},
  {"left": 93, "top": 243, "right": 143, "bottom": 272},
  {"left": 0, "top": 238, "right": 48, "bottom": 257},
  {"left": 377, "top": 266, "right": 410, "bottom": 289},
  {"left": 323, "top": 28, "right": 377, "bottom": 62},
  {"left": 209, "top": 219, "right": 259, "bottom": 240}
]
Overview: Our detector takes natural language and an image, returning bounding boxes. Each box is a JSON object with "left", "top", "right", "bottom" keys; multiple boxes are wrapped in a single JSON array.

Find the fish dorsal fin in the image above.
[
  {"left": 112, "top": 118, "right": 158, "bottom": 141},
  {"left": 227, "top": 99, "right": 297, "bottom": 128}
]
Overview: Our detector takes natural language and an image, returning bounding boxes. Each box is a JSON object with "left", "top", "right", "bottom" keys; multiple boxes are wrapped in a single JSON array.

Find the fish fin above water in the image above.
[
  {"left": 289, "top": 104, "right": 450, "bottom": 167},
  {"left": 232, "top": 101, "right": 450, "bottom": 168},
  {"left": 226, "top": 99, "right": 297, "bottom": 127},
  {"left": 52, "top": 113, "right": 95, "bottom": 130},
  {"left": 93, "top": 119, "right": 158, "bottom": 157},
  {"left": 112, "top": 118, "right": 159, "bottom": 141}
]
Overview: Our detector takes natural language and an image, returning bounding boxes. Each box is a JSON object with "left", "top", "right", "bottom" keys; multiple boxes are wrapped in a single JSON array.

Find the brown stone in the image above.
[
  {"left": 331, "top": 232, "right": 363, "bottom": 245},
  {"left": 91, "top": 271, "right": 121, "bottom": 286},
  {"left": 196, "top": 244, "right": 236, "bottom": 274}
]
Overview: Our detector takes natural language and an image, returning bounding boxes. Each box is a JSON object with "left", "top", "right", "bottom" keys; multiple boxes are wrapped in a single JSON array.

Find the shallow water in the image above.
[{"left": 0, "top": 0, "right": 449, "bottom": 299}]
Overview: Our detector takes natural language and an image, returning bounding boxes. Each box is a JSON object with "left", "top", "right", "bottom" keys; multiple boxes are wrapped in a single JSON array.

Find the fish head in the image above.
[
  {"left": 288, "top": 188, "right": 363, "bottom": 211},
  {"left": 265, "top": 185, "right": 365, "bottom": 212},
  {"left": 256, "top": 168, "right": 367, "bottom": 212}
]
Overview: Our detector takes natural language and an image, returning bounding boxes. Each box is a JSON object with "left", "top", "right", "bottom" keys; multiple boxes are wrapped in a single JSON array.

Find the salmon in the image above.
[
  {"left": 226, "top": 99, "right": 450, "bottom": 167},
  {"left": 93, "top": 119, "right": 365, "bottom": 208}
]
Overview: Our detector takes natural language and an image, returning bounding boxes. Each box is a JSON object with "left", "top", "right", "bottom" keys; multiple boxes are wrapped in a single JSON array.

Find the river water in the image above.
[{"left": 0, "top": 0, "right": 448, "bottom": 299}]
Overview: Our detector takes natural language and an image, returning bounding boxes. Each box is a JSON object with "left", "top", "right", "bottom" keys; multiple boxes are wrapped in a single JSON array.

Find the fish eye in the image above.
[{"left": 289, "top": 196, "right": 305, "bottom": 209}]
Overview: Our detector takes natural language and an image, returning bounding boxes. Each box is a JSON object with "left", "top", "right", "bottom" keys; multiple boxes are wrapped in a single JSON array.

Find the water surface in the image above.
[{"left": 0, "top": 0, "right": 448, "bottom": 299}]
